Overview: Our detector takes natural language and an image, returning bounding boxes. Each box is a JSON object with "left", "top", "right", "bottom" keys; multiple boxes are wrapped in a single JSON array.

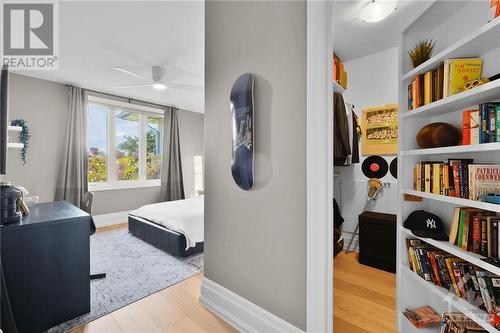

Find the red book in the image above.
[
  {"left": 427, "top": 252, "right": 442, "bottom": 287},
  {"left": 462, "top": 110, "right": 472, "bottom": 145}
]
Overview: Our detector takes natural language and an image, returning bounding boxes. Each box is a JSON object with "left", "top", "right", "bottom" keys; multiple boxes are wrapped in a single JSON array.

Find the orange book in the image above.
[{"left": 415, "top": 76, "right": 421, "bottom": 108}]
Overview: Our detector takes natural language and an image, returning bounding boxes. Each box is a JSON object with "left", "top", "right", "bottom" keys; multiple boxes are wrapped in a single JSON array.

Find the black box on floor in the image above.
[{"left": 358, "top": 211, "right": 396, "bottom": 273}]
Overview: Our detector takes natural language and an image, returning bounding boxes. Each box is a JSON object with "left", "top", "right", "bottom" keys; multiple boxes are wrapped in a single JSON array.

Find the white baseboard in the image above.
[
  {"left": 93, "top": 210, "right": 131, "bottom": 228},
  {"left": 200, "top": 278, "right": 305, "bottom": 333},
  {"left": 342, "top": 231, "right": 359, "bottom": 252}
]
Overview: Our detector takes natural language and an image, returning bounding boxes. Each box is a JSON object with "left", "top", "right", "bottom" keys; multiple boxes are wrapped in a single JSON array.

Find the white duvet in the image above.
[{"left": 130, "top": 195, "right": 204, "bottom": 249}]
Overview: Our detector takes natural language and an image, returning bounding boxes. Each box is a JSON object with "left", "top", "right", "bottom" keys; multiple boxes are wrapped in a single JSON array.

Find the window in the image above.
[
  {"left": 88, "top": 104, "right": 108, "bottom": 183},
  {"left": 87, "top": 98, "right": 164, "bottom": 189}
]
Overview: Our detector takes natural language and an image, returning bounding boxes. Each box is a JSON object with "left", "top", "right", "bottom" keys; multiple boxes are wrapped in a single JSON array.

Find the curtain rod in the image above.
[{"left": 66, "top": 84, "right": 177, "bottom": 110}]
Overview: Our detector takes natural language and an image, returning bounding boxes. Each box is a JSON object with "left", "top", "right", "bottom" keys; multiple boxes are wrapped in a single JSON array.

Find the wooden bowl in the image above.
[{"left": 416, "top": 122, "right": 461, "bottom": 149}]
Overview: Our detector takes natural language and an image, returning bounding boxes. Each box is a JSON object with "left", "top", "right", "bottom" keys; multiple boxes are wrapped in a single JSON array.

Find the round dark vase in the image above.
[{"left": 416, "top": 122, "right": 461, "bottom": 149}]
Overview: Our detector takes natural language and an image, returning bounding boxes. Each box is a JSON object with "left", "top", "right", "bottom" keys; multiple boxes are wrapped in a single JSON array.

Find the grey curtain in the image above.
[
  {"left": 55, "top": 86, "right": 88, "bottom": 208},
  {"left": 160, "top": 107, "right": 185, "bottom": 201}
]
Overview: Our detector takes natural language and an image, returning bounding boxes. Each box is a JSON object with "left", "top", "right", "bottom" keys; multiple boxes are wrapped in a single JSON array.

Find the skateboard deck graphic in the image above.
[{"left": 230, "top": 73, "right": 254, "bottom": 190}]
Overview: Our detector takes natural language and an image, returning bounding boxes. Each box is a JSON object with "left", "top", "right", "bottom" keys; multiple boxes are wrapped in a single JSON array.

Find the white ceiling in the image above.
[
  {"left": 333, "top": 0, "right": 432, "bottom": 61},
  {"left": 17, "top": 1, "right": 205, "bottom": 113}
]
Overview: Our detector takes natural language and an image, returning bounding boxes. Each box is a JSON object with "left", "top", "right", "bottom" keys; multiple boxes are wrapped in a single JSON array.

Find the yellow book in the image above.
[
  {"left": 448, "top": 58, "right": 482, "bottom": 96},
  {"left": 424, "top": 71, "right": 432, "bottom": 105},
  {"left": 432, "top": 163, "right": 440, "bottom": 194}
]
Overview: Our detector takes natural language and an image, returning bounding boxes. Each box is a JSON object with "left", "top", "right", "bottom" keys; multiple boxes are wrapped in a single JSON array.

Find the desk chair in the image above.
[{"left": 82, "top": 192, "right": 106, "bottom": 280}]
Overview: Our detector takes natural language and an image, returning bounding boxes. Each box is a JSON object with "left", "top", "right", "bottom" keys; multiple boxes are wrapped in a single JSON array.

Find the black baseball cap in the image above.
[{"left": 403, "top": 210, "right": 448, "bottom": 241}]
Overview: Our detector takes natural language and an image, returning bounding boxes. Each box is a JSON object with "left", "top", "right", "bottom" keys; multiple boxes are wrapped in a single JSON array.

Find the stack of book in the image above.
[
  {"left": 406, "top": 239, "right": 500, "bottom": 314},
  {"left": 408, "top": 58, "right": 483, "bottom": 111},
  {"left": 332, "top": 53, "right": 348, "bottom": 89},
  {"left": 441, "top": 313, "right": 488, "bottom": 333},
  {"left": 403, "top": 305, "right": 442, "bottom": 328},
  {"left": 463, "top": 103, "right": 500, "bottom": 145},
  {"left": 448, "top": 207, "right": 499, "bottom": 260},
  {"left": 412, "top": 160, "right": 500, "bottom": 201}
]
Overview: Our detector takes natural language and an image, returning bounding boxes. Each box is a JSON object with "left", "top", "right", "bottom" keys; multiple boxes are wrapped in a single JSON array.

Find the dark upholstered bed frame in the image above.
[{"left": 128, "top": 215, "right": 204, "bottom": 257}]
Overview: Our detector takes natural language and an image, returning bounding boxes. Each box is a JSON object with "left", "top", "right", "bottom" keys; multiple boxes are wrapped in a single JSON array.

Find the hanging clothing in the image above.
[
  {"left": 351, "top": 109, "right": 360, "bottom": 164},
  {"left": 333, "top": 198, "right": 344, "bottom": 227},
  {"left": 334, "top": 92, "right": 351, "bottom": 166}
]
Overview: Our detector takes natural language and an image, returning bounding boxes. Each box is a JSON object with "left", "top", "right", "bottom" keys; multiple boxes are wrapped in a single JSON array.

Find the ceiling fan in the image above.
[{"left": 113, "top": 66, "right": 202, "bottom": 91}]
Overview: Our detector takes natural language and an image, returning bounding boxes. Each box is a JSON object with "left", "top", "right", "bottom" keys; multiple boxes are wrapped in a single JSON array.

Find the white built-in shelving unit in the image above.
[
  {"left": 398, "top": 1, "right": 500, "bottom": 332},
  {"left": 7, "top": 125, "right": 23, "bottom": 149},
  {"left": 333, "top": 80, "right": 346, "bottom": 94}
]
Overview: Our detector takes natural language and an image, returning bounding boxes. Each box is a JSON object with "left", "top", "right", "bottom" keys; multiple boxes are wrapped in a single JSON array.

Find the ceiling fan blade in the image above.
[
  {"left": 164, "top": 66, "right": 185, "bottom": 83},
  {"left": 113, "top": 67, "right": 153, "bottom": 82},
  {"left": 167, "top": 83, "right": 203, "bottom": 92},
  {"left": 116, "top": 83, "right": 154, "bottom": 88}
]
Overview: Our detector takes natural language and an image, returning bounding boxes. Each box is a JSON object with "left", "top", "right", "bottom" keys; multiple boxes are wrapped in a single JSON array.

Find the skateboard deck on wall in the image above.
[{"left": 230, "top": 73, "right": 254, "bottom": 191}]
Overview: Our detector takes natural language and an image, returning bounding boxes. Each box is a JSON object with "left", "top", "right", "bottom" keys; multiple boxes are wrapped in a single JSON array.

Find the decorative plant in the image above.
[
  {"left": 408, "top": 39, "right": 437, "bottom": 68},
  {"left": 10, "top": 119, "right": 30, "bottom": 165}
]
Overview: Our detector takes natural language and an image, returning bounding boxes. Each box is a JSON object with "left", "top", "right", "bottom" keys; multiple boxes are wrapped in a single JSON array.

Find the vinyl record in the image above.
[
  {"left": 390, "top": 157, "right": 397, "bottom": 179},
  {"left": 362, "top": 155, "right": 388, "bottom": 179}
]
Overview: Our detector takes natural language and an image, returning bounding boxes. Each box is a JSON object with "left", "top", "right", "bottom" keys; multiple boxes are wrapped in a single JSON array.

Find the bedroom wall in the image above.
[
  {"left": 2, "top": 74, "right": 204, "bottom": 216},
  {"left": 336, "top": 47, "right": 399, "bottom": 244},
  {"left": 204, "top": 1, "right": 307, "bottom": 330}
]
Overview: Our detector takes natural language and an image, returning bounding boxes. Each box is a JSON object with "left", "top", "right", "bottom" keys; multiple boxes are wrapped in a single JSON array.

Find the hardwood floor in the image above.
[
  {"left": 69, "top": 273, "right": 236, "bottom": 333},
  {"left": 73, "top": 225, "right": 397, "bottom": 333},
  {"left": 334, "top": 252, "right": 398, "bottom": 333}
]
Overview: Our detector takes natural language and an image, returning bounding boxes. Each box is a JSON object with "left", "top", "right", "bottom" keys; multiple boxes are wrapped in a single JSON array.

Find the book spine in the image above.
[
  {"left": 458, "top": 209, "right": 465, "bottom": 248},
  {"left": 471, "top": 110, "right": 480, "bottom": 145},
  {"left": 452, "top": 162, "right": 461, "bottom": 198},
  {"left": 428, "top": 253, "right": 442, "bottom": 287},
  {"left": 433, "top": 163, "right": 440, "bottom": 194},
  {"left": 496, "top": 106, "right": 500, "bottom": 142},
  {"left": 480, "top": 103, "right": 490, "bottom": 143},
  {"left": 424, "top": 163, "right": 431, "bottom": 193},
  {"left": 463, "top": 110, "right": 471, "bottom": 145},
  {"left": 473, "top": 216, "right": 482, "bottom": 254},
  {"left": 468, "top": 164, "right": 475, "bottom": 200},
  {"left": 424, "top": 71, "right": 432, "bottom": 105},
  {"left": 458, "top": 161, "right": 465, "bottom": 198},
  {"left": 493, "top": 220, "right": 498, "bottom": 259},
  {"left": 462, "top": 161, "right": 470, "bottom": 200},
  {"left": 488, "top": 218, "right": 493, "bottom": 258},
  {"left": 481, "top": 218, "right": 488, "bottom": 257},
  {"left": 490, "top": 106, "right": 497, "bottom": 144},
  {"left": 408, "top": 84, "right": 413, "bottom": 111},
  {"left": 443, "top": 164, "right": 449, "bottom": 196}
]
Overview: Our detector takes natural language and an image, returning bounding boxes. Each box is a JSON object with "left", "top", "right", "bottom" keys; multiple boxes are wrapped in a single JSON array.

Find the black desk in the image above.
[{"left": 1, "top": 201, "right": 90, "bottom": 333}]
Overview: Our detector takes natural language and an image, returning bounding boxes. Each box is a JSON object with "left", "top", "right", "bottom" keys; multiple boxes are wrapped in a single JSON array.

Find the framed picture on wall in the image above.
[{"left": 362, "top": 104, "right": 399, "bottom": 155}]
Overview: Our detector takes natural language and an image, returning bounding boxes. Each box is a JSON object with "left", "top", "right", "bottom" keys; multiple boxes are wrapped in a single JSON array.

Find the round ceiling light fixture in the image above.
[
  {"left": 153, "top": 82, "right": 166, "bottom": 90},
  {"left": 360, "top": 0, "right": 397, "bottom": 23}
]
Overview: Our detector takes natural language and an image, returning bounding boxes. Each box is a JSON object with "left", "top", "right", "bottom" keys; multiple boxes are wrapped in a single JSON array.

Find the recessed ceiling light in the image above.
[
  {"left": 360, "top": 0, "right": 397, "bottom": 23},
  {"left": 153, "top": 83, "right": 166, "bottom": 90}
]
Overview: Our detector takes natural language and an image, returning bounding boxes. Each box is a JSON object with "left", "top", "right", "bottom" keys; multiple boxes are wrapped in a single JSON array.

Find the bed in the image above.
[{"left": 128, "top": 196, "right": 204, "bottom": 257}]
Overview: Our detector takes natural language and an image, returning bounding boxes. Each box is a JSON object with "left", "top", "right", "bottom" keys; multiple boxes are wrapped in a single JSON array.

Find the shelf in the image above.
[
  {"left": 401, "top": 265, "right": 498, "bottom": 333},
  {"left": 401, "top": 79, "right": 500, "bottom": 119},
  {"left": 8, "top": 126, "right": 22, "bottom": 133},
  {"left": 402, "top": 227, "right": 500, "bottom": 275},
  {"left": 399, "top": 318, "right": 440, "bottom": 333},
  {"left": 403, "top": 189, "right": 500, "bottom": 213},
  {"left": 402, "top": 16, "right": 500, "bottom": 81},
  {"left": 7, "top": 142, "right": 23, "bottom": 149},
  {"left": 401, "top": 142, "right": 500, "bottom": 156},
  {"left": 333, "top": 80, "right": 346, "bottom": 94}
]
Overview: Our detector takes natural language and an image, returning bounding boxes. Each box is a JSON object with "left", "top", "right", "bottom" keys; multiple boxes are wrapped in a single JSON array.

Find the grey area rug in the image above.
[{"left": 48, "top": 228, "right": 203, "bottom": 332}]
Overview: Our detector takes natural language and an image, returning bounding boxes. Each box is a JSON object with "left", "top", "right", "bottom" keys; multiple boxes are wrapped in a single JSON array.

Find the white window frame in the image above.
[{"left": 87, "top": 96, "right": 164, "bottom": 191}]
